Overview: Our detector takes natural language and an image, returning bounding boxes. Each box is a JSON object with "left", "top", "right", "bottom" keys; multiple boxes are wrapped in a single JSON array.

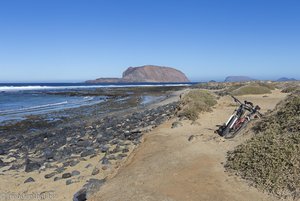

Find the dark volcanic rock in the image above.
[
  {"left": 62, "top": 173, "right": 72, "bottom": 179},
  {"left": 44, "top": 172, "right": 56, "bottom": 179},
  {"left": 91, "top": 167, "right": 100, "bottom": 175},
  {"left": 24, "top": 177, "right": 35, "bottom": 183},
  {"left": 0, "top": 149, "right": 6, "bottom": 155},
  {"left": 171, "top": 121, "right": 183, "bottom": 128},
  {"left": 0, "top": 159, "right": 5, "bottom": 167},
  {"left": 25, "top": 159, "right": 41, "bottom": 172},
  {"left": 44, "top": 148, "right": 54, "bottom": 160},
  {"left": 73, "top": 178, "right": 106, "bottom": 201},
  {"left": 80, "top": 149, "right": 96, "bottom": 157},
  {"left": 71, "top": 170, "right": 80, "bottom": 176}
]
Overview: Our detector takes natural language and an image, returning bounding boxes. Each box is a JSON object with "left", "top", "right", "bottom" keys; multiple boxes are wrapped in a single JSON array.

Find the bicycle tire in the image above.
[
  {"left": 221, "top": 116, "right": 237, "bottom": 137},
  {"left": 224, "top": 119, "right": 249, "bottom": 139}
]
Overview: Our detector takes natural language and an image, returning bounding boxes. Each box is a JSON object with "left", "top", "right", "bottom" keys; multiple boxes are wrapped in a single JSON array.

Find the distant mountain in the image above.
[
  {"left": 86, "top": 65, "right": 190, "bottom": 83},
  {"left": 224, "top": 76, "right": 256, "bottom": 82},
  {"left": 276, "top": 77, "right": 297, "bottom": 82}
]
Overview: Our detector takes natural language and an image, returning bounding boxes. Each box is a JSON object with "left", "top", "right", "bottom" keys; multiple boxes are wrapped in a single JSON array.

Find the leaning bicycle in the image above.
[{"left": 216, "top": 95, "right": 262, "bottom": 139}]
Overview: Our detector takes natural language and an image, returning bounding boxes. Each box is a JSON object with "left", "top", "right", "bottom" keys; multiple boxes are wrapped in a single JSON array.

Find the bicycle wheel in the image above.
[
  {"left": 224, "top": 119, "right": 249, "bottom": 139},
  {"left": 221, "top": 116, "right": 237, "bottom": 137}
]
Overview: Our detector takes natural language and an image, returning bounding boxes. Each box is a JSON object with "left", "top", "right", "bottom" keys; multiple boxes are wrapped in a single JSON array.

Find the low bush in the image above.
[
  {"left": 231, "top": 83, "right": 272, "bottom": 95},
  {"left": 177, "top": 90, "right": 217, "bottom": 121}
]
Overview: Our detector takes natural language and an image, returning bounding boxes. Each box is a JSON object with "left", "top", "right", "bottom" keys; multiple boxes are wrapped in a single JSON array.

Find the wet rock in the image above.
[
  {"left": 24, "top": 177, "right": 35, "bottom": 183},
  {"left": 54, "top": 177, "right": 61, "bottom": 181},
  {"left": 25, "top": 159, "right": 41, "bottom": 172},
  {"left": 91, "top": 167, "right": 100, "bottom": 176},
  {"left": 62, "top": 173, "right": 72, "bottom": 179},
  {"left": 71, "top": 170, "right": 80, "bottom": 176},
  {"left": 44, "top": 172, "right": 56, "bottom": 179}
]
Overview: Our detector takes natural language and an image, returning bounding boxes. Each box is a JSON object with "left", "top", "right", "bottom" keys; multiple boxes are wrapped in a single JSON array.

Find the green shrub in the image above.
[{"left": 178, "top": 90, "right": 217, "bottom": 121}]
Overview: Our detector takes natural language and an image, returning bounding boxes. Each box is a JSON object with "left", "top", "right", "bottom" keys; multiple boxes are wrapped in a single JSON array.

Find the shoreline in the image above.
[{"left": 0, "top": 86, "right": 186, "bottom": 201}]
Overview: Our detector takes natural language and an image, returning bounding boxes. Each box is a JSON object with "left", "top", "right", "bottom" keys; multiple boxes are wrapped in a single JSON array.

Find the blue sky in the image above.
[{"left": 0, "top": 0, "right": 299, "bottom": 82}]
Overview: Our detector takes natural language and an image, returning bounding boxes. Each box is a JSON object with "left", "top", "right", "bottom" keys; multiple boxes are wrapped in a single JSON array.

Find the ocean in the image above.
[{"left": 0, "top": 82, "right": 192, "bottom": 123}]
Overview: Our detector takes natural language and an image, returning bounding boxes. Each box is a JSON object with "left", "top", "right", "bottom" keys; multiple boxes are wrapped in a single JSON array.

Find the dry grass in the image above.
[
  {"left": 177, "top": 90, "right": 217, "bottom": 121},
  {"left": 225, "top": 91, "right": 300, "bottom": 199}
]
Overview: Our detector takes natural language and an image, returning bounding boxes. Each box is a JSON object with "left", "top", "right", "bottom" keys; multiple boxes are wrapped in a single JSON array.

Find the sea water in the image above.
[{"left": 0, "top": 82, "right": 192, "bottom": 122}]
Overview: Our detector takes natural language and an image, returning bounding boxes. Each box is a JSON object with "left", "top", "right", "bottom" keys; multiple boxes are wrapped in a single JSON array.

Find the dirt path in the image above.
[{"left": 90, "top": 90, "right": 288, "bottom": 201}]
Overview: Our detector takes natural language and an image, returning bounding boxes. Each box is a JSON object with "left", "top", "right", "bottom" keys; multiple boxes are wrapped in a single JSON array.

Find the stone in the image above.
[
  {"left": 188, "top": 135, "right": 196, "bottom": 142},
  {"left": 24, "top": 177, "right": 35, "bottom": 183},
  {"left": 54, "top": 177, "right": 61, "bottom": 181},
  {"left": 66, "top": 179, "right": 73, "bottom": 185},
  {"left": 171, "top": 121, "right": 183, "bottom": 129},
  {"left": 80, "top": 149, "right": 96, "bottom": 157},
  {"left": 0, "top": 149, "right": 6, "bottom": 155},
  {"left": 44, "top": 172, "right": 56, "bottom": 179},
  {"left": 44, "top": 148, "right": 54, "bottom": 160},
  {"left": 25, "top": 159, "right": 41, "bottom": 172},
  {"left": 70, "top": 160, "right": 80, "bottom": 167},
  {"left": 101, "top": 157, "right": 110, "bottom": 165},
  {"left": 73, "top": 188, "right": 87, "bottom": 201},
  {"left": 85, "top": 164, "right": 92, "bottom": 169},
  {"left": 62, "top": 173, "right": 72, "bottom": 179},
  {"left": 100, "top": 145, "right": 109, "bottom": 153},
  {"left": 0, "top": 159, "right": 5, "bottom": 167},
  {"left": 77, "top": 140, "right": 91, "bottom": 147},
  {"left": 72, "top": 178, "right": 106, "bottom": 200},
  {"left": 55, "top": 167, "right": 66, "bottom": 173},
  {"left": 107, "top": 155, "right": 117, "bottom": 160},
  {"left": 122, "top": 148, "right": 129, "bottom": 153},
  {"left": 91, "top": 168, "right": 100, "bottom": 176},
  {"left": 71, "top": 170, "right": 80, "bottom": 176}
]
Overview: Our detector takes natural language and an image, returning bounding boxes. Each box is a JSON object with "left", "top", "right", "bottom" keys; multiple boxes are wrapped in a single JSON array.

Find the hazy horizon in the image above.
[{"left": 1, "top": 0, "right": 299, "bottom": 82}]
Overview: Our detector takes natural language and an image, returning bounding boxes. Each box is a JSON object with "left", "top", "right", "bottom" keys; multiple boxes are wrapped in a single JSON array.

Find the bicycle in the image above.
[{"left": 216, "top": 95, "right": 262, "bottom": 139}]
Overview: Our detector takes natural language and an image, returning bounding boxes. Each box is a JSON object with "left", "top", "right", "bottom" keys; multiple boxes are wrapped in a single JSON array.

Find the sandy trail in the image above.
[{"left": 90, "top": 90, "right": 287, "bottom": 201}]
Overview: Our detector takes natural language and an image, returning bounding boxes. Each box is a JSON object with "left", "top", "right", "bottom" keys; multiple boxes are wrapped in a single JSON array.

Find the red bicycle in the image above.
[{"left": 216, "top": 95, "right": 262, "bottom": 139}]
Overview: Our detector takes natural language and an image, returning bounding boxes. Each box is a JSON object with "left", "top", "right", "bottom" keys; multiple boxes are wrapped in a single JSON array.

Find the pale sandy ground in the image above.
[{"left": 90, "top": 89, "right": 290, "bottom": 201}]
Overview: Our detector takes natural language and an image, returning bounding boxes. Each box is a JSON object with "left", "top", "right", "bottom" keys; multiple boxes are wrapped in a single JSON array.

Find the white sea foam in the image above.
[
  {"left": 0, "top": 84, "right": 191, "bottom": 92},
  {"left": 0, "top": 101, "right": 69, "bottom": 114}
]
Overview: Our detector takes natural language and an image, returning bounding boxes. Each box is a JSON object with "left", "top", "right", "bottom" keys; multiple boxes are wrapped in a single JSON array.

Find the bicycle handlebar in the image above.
[{"left": 230, "top": 95, "right": 262, "bottom": 115}]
